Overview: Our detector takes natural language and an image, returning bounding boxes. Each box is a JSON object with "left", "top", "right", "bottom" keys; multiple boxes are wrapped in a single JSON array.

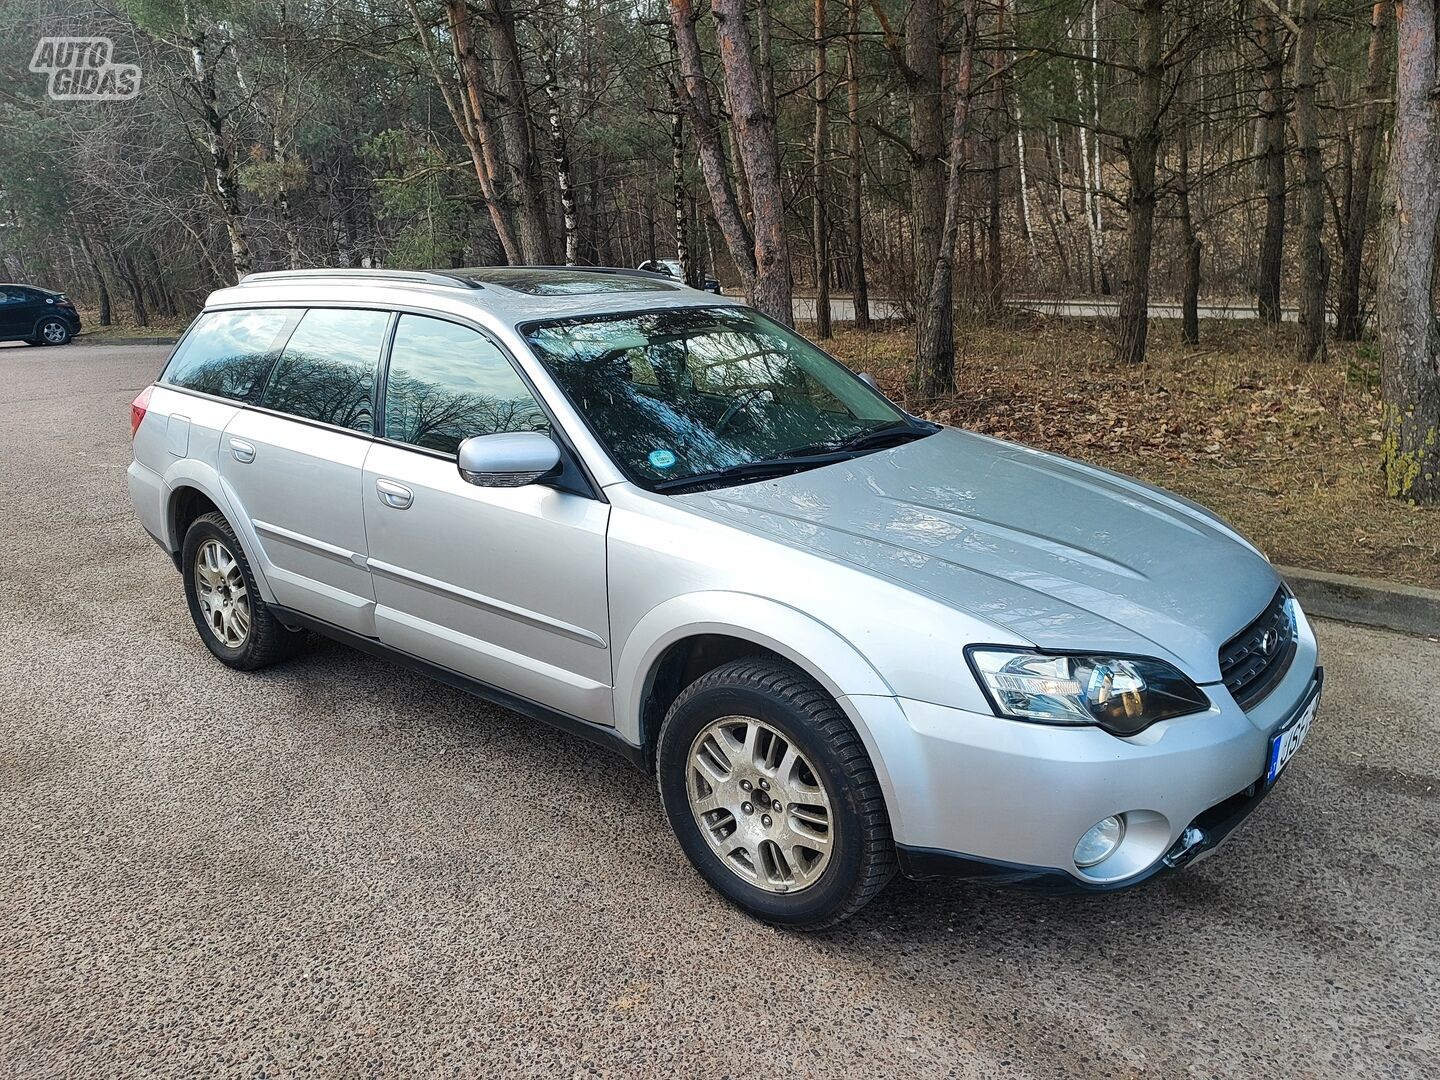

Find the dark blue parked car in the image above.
[{"left": 0, "top": 284, "right": 81, "bottom": 345}]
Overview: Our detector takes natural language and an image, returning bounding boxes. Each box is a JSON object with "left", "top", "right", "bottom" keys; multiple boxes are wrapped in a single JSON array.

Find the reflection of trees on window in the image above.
[
  {"left": 385, "top": 370, "right": 547, "bottom": 454},
  {"left": 527, "top": 307, "right": 900, "bottom": 483},
  {"left": 262, "top": 350, "right": 374, "bottom": 432},
  {"left": 164, "top": 309, "right": 291, "bottom": 402},
  {"left": 173, "top": 351, "right": 275, "bottom": 402}
]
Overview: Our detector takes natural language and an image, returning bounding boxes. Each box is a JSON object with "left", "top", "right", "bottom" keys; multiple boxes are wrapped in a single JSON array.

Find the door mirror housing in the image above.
[
  {"left": 857, "top": 371, "right": 879, "bottom": 390},
  {"left": 457, "top": 432, "right": 561, "bottom": 488}
]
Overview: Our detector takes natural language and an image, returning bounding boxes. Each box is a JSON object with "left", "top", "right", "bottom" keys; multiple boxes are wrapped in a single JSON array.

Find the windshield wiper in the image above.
[
  {"left": 653, "top": 451, "right": 855, "bottom": 493},
  {"left": 779, "top": 419, "right": 937, "bottom": 459}
]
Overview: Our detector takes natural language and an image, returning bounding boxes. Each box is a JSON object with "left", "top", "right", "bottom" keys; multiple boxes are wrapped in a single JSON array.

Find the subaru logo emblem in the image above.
[{"left": 1260, "top": 629, "right": 1279, "bottom": 656}]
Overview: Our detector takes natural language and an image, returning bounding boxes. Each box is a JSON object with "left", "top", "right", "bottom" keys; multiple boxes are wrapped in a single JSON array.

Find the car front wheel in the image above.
[{"left": 656, "top": 657, "right": 896, "bottom": 929}]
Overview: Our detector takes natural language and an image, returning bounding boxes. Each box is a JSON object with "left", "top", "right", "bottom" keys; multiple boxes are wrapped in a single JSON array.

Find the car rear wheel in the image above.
[
  {"left": 656, "top": 658, "right": 896, "bottom": 929},
  {"left": 181, "top": 511, "right": 305, "bottom": 670},
  {"left": 36, "top": 317, "right": 71, "bottom": 345}
]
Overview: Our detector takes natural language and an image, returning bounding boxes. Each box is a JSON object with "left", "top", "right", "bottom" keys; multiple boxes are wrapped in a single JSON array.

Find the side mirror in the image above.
[
  {"left": 457, "top": 432, "right": 561, "bottom": 488},
  {"left": 857, "top": 371, "right": 879, "bottom": 389}
]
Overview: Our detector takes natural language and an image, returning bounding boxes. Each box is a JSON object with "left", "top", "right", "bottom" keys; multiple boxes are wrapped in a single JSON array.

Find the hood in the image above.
[{"left": 678, "top": 428, "right": 1280, "bottom": 681}]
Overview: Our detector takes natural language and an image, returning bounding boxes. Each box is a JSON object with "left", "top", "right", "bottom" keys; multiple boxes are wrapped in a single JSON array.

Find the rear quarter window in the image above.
[{"left": 162, "top": 309, "right": 296, "bottom": 403}]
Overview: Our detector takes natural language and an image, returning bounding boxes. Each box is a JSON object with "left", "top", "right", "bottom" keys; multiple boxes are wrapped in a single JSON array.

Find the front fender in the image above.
[{"left": 613, "top": 589, "right": 904, "bottom": 774}]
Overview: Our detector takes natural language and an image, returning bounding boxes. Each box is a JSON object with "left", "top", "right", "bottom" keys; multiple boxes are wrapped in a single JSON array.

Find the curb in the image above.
[
  {"left": 76, "top": 336, "right": 178, "bottom": 346},
  {"left": 1277, "top": 564, "right": 1440, "bottom": 638}
]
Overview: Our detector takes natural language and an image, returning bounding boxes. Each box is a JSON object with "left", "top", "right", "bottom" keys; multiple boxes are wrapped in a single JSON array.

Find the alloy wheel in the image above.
[
  {"left": 685, "top": 715, "right": 835, "bottom": 893},
  {"left": 42, "top": 321, "right": 67, "bottom": 344},
  {"left": 193, "top": 538, "right": 251, "bottom": 648}
]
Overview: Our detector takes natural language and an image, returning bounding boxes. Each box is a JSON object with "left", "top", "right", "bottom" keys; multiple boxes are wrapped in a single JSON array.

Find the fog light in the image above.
[{"left": 1074, "top": 815, "right": 1126, "bottom": 868}]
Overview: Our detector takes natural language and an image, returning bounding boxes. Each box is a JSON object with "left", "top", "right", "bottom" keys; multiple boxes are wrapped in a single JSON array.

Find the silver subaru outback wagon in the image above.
[{"left": 128, "top": 266, "right": 1322, "bottom": 929}]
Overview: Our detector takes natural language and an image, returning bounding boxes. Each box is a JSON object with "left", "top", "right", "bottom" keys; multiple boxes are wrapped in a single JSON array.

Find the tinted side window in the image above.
[
  {"left": 162, "top": 309, "right": 294, "bottom": 403},
  {"left": 260, "top": 308, "right": 389, "bottom": 433},
  {"left": 384, "top": 315, "right": 548, "bottom": 455}
]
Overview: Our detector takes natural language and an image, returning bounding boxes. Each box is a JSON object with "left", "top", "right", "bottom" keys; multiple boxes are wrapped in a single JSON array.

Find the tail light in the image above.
[
  {"left": 130, "top": 385, "right": 154, "bottom": 439},
  {"left": 55, "top": 294, "right": 76, "bottom": 310}
]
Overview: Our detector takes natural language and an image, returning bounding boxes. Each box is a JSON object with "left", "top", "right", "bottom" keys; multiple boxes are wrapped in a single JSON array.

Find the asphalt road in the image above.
[{"left": 3, "top": 343, "right": 1437, "bottom": 1079}]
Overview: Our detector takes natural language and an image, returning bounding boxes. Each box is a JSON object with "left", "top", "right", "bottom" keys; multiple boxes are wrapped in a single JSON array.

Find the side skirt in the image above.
[{"left": 271, "top": 604, "right": 647, "bottom": 771}]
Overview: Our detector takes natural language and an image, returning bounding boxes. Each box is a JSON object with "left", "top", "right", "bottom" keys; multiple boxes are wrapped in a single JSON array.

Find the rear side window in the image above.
[
  {"left": 163, "top": 309, "right": 294, "bottom": 403},
  {"left": 383, "top": 314, "right": 548, "bottom": 455},
  {"left": 259, "top": 308, "right": 390, "bottom": 433}
]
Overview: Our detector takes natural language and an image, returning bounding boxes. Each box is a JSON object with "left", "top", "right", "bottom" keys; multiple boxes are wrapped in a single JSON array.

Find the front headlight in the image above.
[{"left": 965, "top": 648, "right": 1210, "bottom": 736}]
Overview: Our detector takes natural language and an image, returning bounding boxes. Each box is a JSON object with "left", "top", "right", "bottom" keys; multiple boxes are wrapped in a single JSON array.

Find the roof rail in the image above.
[
  {"left": 238, "top": 268, "right": 482, "bottom": 290},
  {"left": 453, "top": 265, "right": 677, "bottom": 283}
]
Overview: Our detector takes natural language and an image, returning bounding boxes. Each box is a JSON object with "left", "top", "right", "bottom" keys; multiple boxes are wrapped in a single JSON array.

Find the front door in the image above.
[
  {"left": 360, "top": 314, "right": 612, "bottom": 724},
  {"left": 0, "top": 288, "right": 36, "bottom": 338}
]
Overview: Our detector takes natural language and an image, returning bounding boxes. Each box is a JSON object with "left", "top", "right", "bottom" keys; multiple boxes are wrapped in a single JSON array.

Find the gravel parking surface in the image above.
[{"left": 3, "top": 344, "right": 1437, "bottom": 1078}]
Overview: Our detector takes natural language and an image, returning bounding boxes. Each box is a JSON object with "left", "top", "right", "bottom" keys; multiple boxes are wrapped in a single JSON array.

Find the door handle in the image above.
[
  {"left": 375, "top": 478, "right": 413, "bottom": 510},
  {"left": 229, "top": 438, "right": 256, "bottom": 464}
]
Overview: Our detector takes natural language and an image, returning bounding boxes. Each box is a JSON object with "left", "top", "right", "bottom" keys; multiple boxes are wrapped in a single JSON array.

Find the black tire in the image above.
[
  {"left": 656, "top": 658, "right": 896, "bottom": 930},
  {"left": 181, "top": 511, "right": 306, "bottom": 670},
  {"left": 35, "top": 317, "right": 72, "bottom": 346}
]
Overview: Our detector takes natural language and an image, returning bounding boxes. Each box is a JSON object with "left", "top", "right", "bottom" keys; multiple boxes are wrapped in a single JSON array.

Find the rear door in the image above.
[
  {"left": 361, "top": 313, "right": 613, "bottom": 723},
  {"left": 220, "top": 307, "right": 391, "bottom": 636}
]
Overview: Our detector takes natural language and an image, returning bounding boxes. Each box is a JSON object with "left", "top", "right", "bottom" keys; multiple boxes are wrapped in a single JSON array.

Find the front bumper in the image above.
[{"left": 845, "top": 608, "right": 1322, "bottom": 891}]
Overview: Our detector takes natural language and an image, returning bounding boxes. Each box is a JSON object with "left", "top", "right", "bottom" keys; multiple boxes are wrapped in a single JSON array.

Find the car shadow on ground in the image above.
[{"left": 280, "top": 633, "right": 1270, "bottom": 945}]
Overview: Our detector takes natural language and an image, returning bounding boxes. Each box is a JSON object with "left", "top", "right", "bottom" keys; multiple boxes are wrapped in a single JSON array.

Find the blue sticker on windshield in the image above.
[{"left": 648, "top": 449, "right": 677, "bottom": 470}]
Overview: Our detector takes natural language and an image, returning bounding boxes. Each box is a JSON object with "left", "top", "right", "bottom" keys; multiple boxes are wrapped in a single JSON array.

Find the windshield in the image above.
[{"left": 522, "top": 307, "right": 911, "bottom": 490}]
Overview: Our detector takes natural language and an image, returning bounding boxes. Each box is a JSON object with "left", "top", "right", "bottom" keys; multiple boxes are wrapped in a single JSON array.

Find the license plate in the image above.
[{"left": 1266, "top": 684, "right": 1320, "bottom": 784}]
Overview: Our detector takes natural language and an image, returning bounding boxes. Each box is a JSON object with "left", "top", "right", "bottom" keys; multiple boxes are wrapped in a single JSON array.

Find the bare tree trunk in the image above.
[
  {"left": 1255, "top": 8, "right": 1286, "bottom": 326},
  {"left": 478, "top": 0, "right": 552, "bottom": 263},
  {"left": 847, "top": 0, "right": 870, "bottom": 329},
  {"left": 1378, "top": 0, "right": 1440, "bottom": 503},
  {"left": 1069, "top": 31, "right": 1102, "bottom": 292},
  {"left": 1114, "top": 0, "right": 1164, "bottom": 365},
  {"left": 1013, "top": 101, "right": 1034, "bottom": 261},
  {"left": 74, "top": 226, "right": 112, "bottom": 327},
  {"left": 1088, "top": 0, "right": 1108, "bottom": 294},
  {"left": 672, "top": 102, "right": 694, "bottom": 285},
  {"left": 1336, "top": 1, "right": 1390, "bottom": 340},
  {"left": 1178, "top": 85, "right": 1202, "bottom": 346},
  {"left": 711, "top": 0, "right": 793, "bottom": 324},
  {"left": 813, "top": 0, "right": 832, "bottom": 338},
  {"left": 425, "top": 0, "right": 523, "bottom": 263},
  {"left": 119, "top": 252, "right": 149, "bottom": 327},
  {"left": 187, "top": 32, "right": 249, "bottom": 281},
  {"left": 904, "top": 0, "right": 948, "bottom": 395},
  {"left": 542, "top": 47, "right": 579, "bottom": 265},
  {"left": 917, "top": 0, "right": 979, "bottom": 399},
  {"left": 1293, "top": 0, "right": 1328, "bottom": 362},
  {"left": 668, "top": 0, "right": 757, "bottom": 294}
]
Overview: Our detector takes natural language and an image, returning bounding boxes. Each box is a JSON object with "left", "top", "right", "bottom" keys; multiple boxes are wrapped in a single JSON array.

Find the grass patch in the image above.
[{"left": 819, "top": 316, "right": 1439, "bottom": 590}]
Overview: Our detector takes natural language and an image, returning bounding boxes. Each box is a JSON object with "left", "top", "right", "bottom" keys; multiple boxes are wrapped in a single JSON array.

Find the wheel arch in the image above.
[
  {"left": 31, "top": 312, "right": 71, "bottom": 340},
  {"left": 616, "top": 592, "right": 896, "bottom": 769},
  {"left": 162, "top": 464, "right": 278, "bottom": 605}
]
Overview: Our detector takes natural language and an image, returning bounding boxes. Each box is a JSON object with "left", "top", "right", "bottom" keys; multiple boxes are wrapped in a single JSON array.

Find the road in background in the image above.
[
  {"left": 2, "top": 346, "right": 1436, "bottom": 1078},
  {"left": 789, "top": 295, "right": 1319, "bottom": 324}
]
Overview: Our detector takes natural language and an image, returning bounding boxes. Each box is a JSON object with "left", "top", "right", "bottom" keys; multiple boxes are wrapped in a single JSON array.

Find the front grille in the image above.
[{"left": 1219, "top": 588, "right": 1296, "bottom": 710}]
